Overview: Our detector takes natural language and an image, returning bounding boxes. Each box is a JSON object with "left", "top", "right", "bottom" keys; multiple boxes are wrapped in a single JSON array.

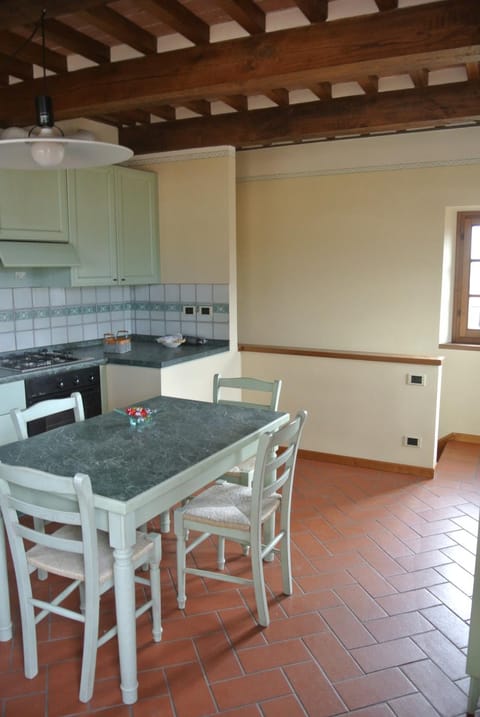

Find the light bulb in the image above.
[
  {"left": 29, "top": 124, "right": 65, "bottom": 167},
  {"left": 30, "top": 140, "right": 65, "bottom": 167}
]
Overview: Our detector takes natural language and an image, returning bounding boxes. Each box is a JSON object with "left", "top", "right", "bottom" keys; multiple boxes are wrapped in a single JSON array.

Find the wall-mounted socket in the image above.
[
  {"left": 15, "top": 271, "right": 26, "bottom": 280},
  {"left": 198, "top": 305, "right": 212, "bottom": 316},
  {"left": 182, "top": 305, "right": 195, "bottom": 316},
  {"left": 406, "top": 373, "right": 426, "bottom": 386},
  {"left": 403, "top": 435, "right": 422, "bottom": 447}
]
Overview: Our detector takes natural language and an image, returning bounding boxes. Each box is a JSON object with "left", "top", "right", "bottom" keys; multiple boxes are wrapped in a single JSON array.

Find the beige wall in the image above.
[{"left": 236, "top": 128, "right": 480, "bottom": 464}]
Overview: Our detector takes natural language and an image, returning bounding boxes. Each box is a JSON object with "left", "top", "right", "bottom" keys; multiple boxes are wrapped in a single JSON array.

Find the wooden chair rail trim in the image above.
[
  {"left": 298, "top": 448, "right": 434, "bottom": 480},
  {"left": 239, "top": 344, "right": 443, "bottom": 366}
]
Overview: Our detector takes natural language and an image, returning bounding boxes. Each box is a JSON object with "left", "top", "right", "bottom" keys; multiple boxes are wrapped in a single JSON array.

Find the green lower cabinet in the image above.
[{"left": 68, "top": 166, "right": 160, "bottom": 287}]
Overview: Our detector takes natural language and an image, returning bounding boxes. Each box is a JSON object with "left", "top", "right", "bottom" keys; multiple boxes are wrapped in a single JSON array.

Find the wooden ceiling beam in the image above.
[
  {"left": 358, "top": 75, "right": 379, "bottom": 94},
  {"left": 410, "top": 68, "right": 429, "bottom": 88},
  {"left": 0, "top": 53, "right": 34, "bottom": 81},
  {"left": 149, "top": 105, "right": 176, "bottom": 121},
  {"left": 134, "top": 0, "right": 210, "bottom": 45},
  {"left": 1, "top": 0, "right": 479, "bottom": 124},
  {"left": 180, "top": 100, "right": 212, "bottom": 116},
  {"left": 0, "top": 1, "right": 112, "bottom": 29},
  {"left": 374, "top": 0, "right": 398, "bottom": 10},
  {"left": 44, "top": 18, "right": 111, "bottom": 65},
  {"left": 466, "top": 62, "right": 480, "bottom": 81},
  {"left": 294, "top": 0, "right": 328, "bottom": 23},
  {"left": 264, "top": 89, "right": 290, "bottom": 106},
  {"left": 80, "top": 5, "right": 157, "bottom": 55},
  {"left": 0, "top": 30, "right": 67, "bottom": 74},
  {"left": 309, "top": 81, "right": 332, "bottom": 100},
  {"left": 214, "top": 0, "right": 265, "bottom": 35},
  {"left": 119, "top": 80, "right": 480, "bottom": 153},
  {"left": 218, "top": 94, "right": 248, "bottom": 112}
]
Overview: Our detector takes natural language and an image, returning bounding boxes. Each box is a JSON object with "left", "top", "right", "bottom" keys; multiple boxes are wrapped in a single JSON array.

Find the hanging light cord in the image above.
[
  {"left": 40, "top": 8, "right": 47, "bottom": 94},
  {"left": 2, "top": 14, "right": 42, "bottom": 62}
]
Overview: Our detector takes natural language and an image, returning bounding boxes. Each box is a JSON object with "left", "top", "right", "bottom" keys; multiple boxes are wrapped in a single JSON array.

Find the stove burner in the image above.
[{"left": 0, "top": 349, "right": 84, "bottom": 372}]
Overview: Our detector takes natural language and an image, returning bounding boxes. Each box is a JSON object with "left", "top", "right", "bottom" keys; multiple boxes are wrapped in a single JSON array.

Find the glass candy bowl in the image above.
[{"left": 125, "top": 406, "right": 153, "bottom": 427}]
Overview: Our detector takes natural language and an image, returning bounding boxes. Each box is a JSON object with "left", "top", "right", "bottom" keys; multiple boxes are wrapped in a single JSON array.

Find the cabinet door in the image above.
[
  {"left": 0, "top": 170, "right": 69, "bottom": 242},
  {"left": 68, "top": 167, "right": 118, "bottom": 286},
  {"left": 115, "top": 167, "right": 160, "bottom": 285}
]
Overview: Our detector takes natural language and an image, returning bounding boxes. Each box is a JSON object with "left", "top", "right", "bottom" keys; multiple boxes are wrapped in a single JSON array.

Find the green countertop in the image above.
[{"left": 0, "top": 338, "right": 229, "bottom": 385}]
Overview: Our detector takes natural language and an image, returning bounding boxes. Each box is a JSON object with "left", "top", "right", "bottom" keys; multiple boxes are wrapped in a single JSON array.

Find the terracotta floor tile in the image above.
[
  {"left": 166, "top": 662, "right": 216, "bottom": 717},
  {"left": 420, "top": 605, "right": 470, "bottom": 649},
  {"left": 260, "top": 694, "right": 308, "bottom": 717},
  {"left": 412, "top": 631, "right": 467, "bottom": 680},
  {"left": 401, "top": 659, "right": 467, "bottom": 716},
  {"left": 448, "top": 529, "right": 478, "bottom": 554},
  {"left": 303, "top": 632, "right": 363, "bottom": 681},
  {"left": 319, "top": 606, "right": 376, "bottom": 649},
  {"left": 280, "top": 589, "right": 342, "bottom": 615},
  {"left": 237, "top": 638, "right": 310, "bottom": 673},
  {"left": 441, "top": 545, "right": 476, "bottom": 573},
  {"left": 350, "top": 637, "right": 427, "bottom": 672},
  {"left": 367, "top": 612, "right": 434, "bottom": 642},
  {"left": 2, "top": 443, "right": 480, "bottom": 717},
  {"left": 334, "top": 667, "right": 415, "bottom": 710},
  {"left": 334, "top": 584, "right": 388, "bottom": 621},
  {"left": 396, "top": 550, "right": 452, "bottom": 572},
  {"left": 132, "top": 694, "right": 174, "bottom": 717},
  {"left": 211, "top": 669, "right": 291, "bottom": 711},
  {"left": 346, "top": 562, "right": 397, "bottom": 598},
  {"left": 262, "top": 613, "right": 328, "bottom": 643},
  {"left": 388, "top": 692, "right": 441, "bottom": 716},
  {"left": 428, "top": 582, "right": 472, "bottom": 620},
  {"left": 4, "top": 692, "right": 47, "bottom": 717},
  {"left": 435, "top": 562, "right": 474, "bottom": 596},
  {"left": 387, "top": 568, "right": 446, "bottom": 592},
  {"left": 284, "top": 661, "right": 346, "bottom": 717}
]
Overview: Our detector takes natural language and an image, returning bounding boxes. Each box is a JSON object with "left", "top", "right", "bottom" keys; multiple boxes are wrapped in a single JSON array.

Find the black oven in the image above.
[{"left": 24, "top": 365, "right": 102, "bottom": 437}]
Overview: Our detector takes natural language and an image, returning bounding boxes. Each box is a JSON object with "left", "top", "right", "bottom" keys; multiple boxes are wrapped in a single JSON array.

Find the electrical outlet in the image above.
[
  {"left": 198, "top": 305, "right": 212, "bottom": 316},
  {"left": 182, "top": 305, "right": 195, "bottom": 316},
  {"left": 406, "top": 373, "right": 426, "bottom": 386},
  {"left": 403, "top": 435, "right": 422, "bottom": 447}
]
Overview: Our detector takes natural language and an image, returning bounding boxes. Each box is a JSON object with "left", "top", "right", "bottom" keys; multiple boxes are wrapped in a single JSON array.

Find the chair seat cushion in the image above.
[
  {"left": 27, "top": 527, "right": 154, "bottom": 583},
  {"left": 182, "top": 482, "right": 280, "bottom": 531}
]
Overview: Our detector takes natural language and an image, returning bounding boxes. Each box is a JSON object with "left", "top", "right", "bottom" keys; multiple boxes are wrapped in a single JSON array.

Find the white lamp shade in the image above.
[{"left": 0, "top": 138, "right": 133, "bottom": 169}]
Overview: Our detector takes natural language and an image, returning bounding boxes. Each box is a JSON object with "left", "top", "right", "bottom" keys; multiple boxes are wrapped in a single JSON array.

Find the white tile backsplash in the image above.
[{"left": 0, "top": 283, "right": 228, "bottom": 352}]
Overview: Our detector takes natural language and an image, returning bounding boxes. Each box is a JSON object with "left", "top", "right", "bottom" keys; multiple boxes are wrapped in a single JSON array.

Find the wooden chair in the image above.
[
  {"left": 213, "top": 373, "right": 282, "bottom": 487},
  {"left": 10, "top": 392, "right": 85, "bottom": 440},
  {"left": 174, "top": 409, "right": 307, "bottom": 627},
  {"left": 0, "top": 463, "right": 162, "bottom": 703},
  {"left": 10, "top": 392, "right": 86, "bottom": 578}
]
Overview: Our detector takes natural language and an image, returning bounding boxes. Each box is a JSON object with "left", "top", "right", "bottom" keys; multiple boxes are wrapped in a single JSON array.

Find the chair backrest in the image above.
[
  {"left": 213, "top": 373, "right": 282, "bottom": 410},
  {"left": 250, "top": 410, "right": 307, "bottom": 533},
  {"left": 10, "top": 392, "right": 85, "bottom": 440},
  {"left": 0, "top": 463, "right": 99, "bottom": 600}
]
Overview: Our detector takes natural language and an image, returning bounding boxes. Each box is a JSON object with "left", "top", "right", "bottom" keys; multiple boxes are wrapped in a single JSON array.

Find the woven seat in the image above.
[{"left": 174, "top": 410, "right": 306, "bottom": 627}]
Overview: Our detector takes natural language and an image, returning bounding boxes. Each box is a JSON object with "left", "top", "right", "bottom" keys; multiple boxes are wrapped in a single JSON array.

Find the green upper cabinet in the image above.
[
  {"left": 0, "top": 170, "right": 69, "bottom": 243},
  {"left": 68, "top": 165, "right": 160, "bottom": 287}
]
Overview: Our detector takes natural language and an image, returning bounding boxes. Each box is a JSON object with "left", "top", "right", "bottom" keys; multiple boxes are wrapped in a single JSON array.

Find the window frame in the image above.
[{"left": 452, "top": 211, "right": 480, "bottom": 344}]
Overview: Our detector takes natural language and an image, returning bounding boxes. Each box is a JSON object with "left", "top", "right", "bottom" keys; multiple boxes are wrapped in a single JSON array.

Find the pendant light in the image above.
[{"left": 0, "top": 10, "right": 133, "bottom": 170}]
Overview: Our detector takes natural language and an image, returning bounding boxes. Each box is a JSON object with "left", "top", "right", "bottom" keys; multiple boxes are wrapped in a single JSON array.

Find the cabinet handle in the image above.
[
  {"left": 112, "top": 278, "right": 118, "bottom": 282},
  {"left": 121, "top": 278, "right": 126, "bottom": 282}
]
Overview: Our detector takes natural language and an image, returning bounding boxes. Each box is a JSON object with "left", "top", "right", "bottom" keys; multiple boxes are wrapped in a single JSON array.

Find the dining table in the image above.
[{"left": 0, "top": 394, "right": 289, "bottom": 704}]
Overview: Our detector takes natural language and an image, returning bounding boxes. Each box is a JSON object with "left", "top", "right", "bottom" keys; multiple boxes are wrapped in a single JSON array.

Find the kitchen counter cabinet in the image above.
[
  {"left": 0, "top": 170, "right": 68, "bottom": 243},
  {"left": 68, "top": 166, "right": 159, "bottom": 286},
  {"left": 104, "top": 364, "right": 161, "bottom": 411},
  {"left": 0, "top": 381, "right": 25, "bottom": 445}
]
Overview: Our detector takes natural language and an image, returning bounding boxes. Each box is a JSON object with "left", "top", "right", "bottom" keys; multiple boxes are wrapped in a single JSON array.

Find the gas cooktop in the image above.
[{"left": 0, "top": 349, "right": 86, "bottom": 373}]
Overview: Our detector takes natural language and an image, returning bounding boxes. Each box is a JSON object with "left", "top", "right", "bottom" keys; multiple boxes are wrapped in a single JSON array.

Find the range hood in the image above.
[{"left": 0, "top": 241, "right": 80, "bottom": 267}]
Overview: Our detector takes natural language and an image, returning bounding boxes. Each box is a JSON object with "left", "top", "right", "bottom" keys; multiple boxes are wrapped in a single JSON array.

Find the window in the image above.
[{"left": 453, "top": 212, "right": 480, "bottom": 343}]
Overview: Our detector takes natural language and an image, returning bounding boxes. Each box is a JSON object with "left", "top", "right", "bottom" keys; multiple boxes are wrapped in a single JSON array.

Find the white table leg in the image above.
[
  {"left": 0, "top": 516, "right": 12, "bottom": 641},
  {"left": 113, "top": 546, "right": 138, "bottom": 704}
]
